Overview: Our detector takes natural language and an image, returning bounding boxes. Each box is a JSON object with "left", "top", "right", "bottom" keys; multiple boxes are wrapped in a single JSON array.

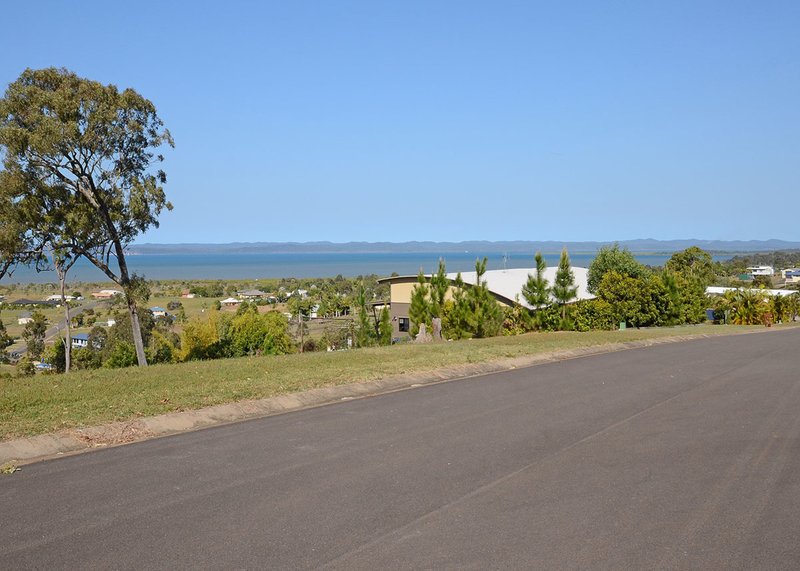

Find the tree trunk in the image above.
[
  {"left": 125, "top": 289, "right": 148, "bottom": 366},
  {"left": 111, "top": 238, "right": 148, "bottom": 367},
  {"left": 82, "top": 182, "right": 148, "bottom": 367},
  {"left": 58, "top": 268, "right": 72, "bottom": 373}
]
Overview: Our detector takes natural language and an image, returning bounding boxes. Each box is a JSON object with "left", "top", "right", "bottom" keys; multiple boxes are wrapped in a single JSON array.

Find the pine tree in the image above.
[
  {"left": 552, "top": 248, "right": 578, "bottom": 321},
  {"left": 355, "top": 283, "right": 376, "bottom": 348},
  {"left": 445, "top": 273, "right": 471, "bottom": 339},
  {"left": 522, "top": 251, "right": 550, "bottom": 308},
  {"left": 378, "top": 306, "right": 393, "bottom": 346},
  {"left": 522, "top": 251, "right": 551, "bottom": 329},
  {"left": 429, "top": 259, "right": 449, "bottom": 318},
  {"left": 466, "top": 257, "right": 504, "bottom": 338},
  {"left": 408, "top": 269, "right": 431, "bottom": 336}
]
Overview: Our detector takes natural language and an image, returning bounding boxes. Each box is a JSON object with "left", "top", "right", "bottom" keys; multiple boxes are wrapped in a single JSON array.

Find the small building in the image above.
[
  {"left": 46, "top": 294, "right": 76, "bottom": 302},
  {"left": 237, "top": 289, "right": 267, "bottom": 300},
  {"left": 220, "top": 297, "right": 241, "bottom": 307},
  {"left": 782, "top": 269, "right": 800, "bottom": 283},
  {"left": 150, "top": 306, "right": 168, "bottom": 318},
  {"left": 18, "top": 312, "right": 33, "bottom": 325},
  {"left": 747, "top": 266, "right": 774, "bottom": 277},
  {"left": 91, "top": 289, "right": 123, "bottom": 299},
  {"left": 72, "top": 333, "right": 90, "bottom": 349}
]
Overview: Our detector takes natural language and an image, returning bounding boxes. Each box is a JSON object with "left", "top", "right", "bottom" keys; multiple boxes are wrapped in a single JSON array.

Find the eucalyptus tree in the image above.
[
  {"left": 0, "top": 68, "right": 174, "bottom": 366},
  {"left": 0, "top": 171, "right": 101, "bottom": 371}
]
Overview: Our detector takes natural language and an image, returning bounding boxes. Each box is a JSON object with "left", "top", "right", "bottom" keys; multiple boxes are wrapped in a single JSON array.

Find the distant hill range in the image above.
[{"left": 129, "top": 239, "right": 800, "bottom": 255}]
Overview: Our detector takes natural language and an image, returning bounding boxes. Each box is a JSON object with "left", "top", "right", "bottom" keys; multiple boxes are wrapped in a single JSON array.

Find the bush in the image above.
[
  {"left": 16, "top": 357, "right": 35, "bottom": 376},
  {"left": 104, "top": 342, "right": 138, "bottom": 368}
]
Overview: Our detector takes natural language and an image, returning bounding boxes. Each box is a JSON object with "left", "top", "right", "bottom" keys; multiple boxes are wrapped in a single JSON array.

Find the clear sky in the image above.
[{"left": 1, "top": 1, "right": 798, "bottom": 244}]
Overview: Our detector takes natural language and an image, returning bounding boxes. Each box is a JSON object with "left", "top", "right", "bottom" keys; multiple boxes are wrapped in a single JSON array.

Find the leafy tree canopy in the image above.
[
  {"left": 0, "top": 67, "right": 174, "bottom": 366},
  {"left": 587, "top": 243, "right": 648, "bottom": 294}
]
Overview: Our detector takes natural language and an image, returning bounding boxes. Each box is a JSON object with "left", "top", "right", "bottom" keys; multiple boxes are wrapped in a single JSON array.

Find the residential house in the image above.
[
  {"left": 378, "top": 267, "right": 595, "bottom": 338},
  {"left": 747, "top": 266, "right": 774, "bottom": 278},
  {"left": 237, "top": 289, "right": 267, "bottom": 300},
  {"left": 150, "top": 306, "right": 168, "bottom": 318},
  {"left": 46, "top": 295, "right": 76, "bottom": 302},
  {"left": 72, "top": 333, "right": 90, "bottom": 349},
  {"left": 91, "top": 289, "right": 123, "bottom": 299}
]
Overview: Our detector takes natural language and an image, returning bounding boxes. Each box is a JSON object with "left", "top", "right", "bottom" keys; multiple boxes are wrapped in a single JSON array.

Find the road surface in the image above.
[{"left": 2, "top": 328, "right": 800, "bottom": 569}]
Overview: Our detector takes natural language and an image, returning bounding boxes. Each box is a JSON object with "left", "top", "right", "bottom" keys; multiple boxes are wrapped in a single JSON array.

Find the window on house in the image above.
[{"left": 398, "top": 317, "right": 410, "bottom": 332}]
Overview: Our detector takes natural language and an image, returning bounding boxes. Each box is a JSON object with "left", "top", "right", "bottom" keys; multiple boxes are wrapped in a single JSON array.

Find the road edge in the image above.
[{"left": 0, "top": 326, "right": 789, "bottom": 467}]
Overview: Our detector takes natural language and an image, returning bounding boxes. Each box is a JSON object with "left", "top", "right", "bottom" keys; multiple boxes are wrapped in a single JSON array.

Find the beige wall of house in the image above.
[{"left": 385, "top": 276, "right": 510, "bottom": 339}]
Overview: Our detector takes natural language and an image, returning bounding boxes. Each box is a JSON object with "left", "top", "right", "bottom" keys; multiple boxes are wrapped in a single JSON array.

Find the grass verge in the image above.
[{"left": 0, "top": 324, "right": 785, "bottom": 440}]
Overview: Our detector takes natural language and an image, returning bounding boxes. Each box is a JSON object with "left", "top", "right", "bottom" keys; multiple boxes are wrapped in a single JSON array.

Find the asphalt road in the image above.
[{"left": 2, "top": 328, "right": 800, "bottom": 570}]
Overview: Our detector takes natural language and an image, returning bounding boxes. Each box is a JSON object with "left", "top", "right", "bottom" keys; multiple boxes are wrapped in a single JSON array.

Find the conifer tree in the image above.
[
  {"left": 552, "top": 248, "right": 578, "bottom": 321},
  {"left": 522, "top": 251, "right": 550, "bottom": 308},
  {"left": 522, "top": 251, "right": 551, "bottom": 329},
  {"left": 429, "top": 259, "right": 449, "bottom": 318},
  {"left": 466, "top": 257, "right": 504, "bottom": 338},
  {"left": 355, "top": 283, "right": 376, "bottom": 348},
  {"left": 378, "top": 306, "right": 392, "bottom": 346},
  {"left": 445, "top": 273, "right": 471, "bottom": 340},
  {"left": 408, "top": 269, "right": 431, "bottom": 336}
]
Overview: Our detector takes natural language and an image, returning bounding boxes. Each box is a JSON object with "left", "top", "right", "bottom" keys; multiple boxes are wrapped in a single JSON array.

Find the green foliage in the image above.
[
  {"left": 0, "top": 67, "right": 174, "bottom": 366},
  {"left": 502, "top": 303, "right": 534, "bottom": 336},
  {"left": 572, "top": 299, "right": 616, "bottom": 332},
  {"left": 147, "top": 330, "right": 177, "bottom": 364},
  {"left": 595, "top": 271, "right": 661, "bottom": 328},
  {"left": 587, "top": 243, "right": 648, "bottom": 294},
  {"left": 104, "top": 342, "right": 138, "bottom": 369},
  {"left": 71, "top": 347, "right": 102, "bottom": 370},
  {"left": 461, "top": 258, "right": 504, "bottom": 339},
  {"left": 666, "top": 247, "right": 715, "bottom": 287},
  {"left": 378, "top": 306, "right": 393, "bottom": 346},
  {"left": 22, "top": 311, "right": 47, "bottom": 360},
  {"left": 721, "top": 289, "right": 768, "bottom": 325},
  {"left": 522, "top": 251, "right": 550, "bottom": 308},
  {"left": 429, "top": 259, "right": 449, "bottom": 318},
  {"left": 16, "top": 356, "right": 35, "bottom": 376},
  {"left": 408, "top": 270, "right": 431, "bottom": 336},
  {"left": 752, "top": 275, "right": 772, "bottom": 288},
  {"left": 43, "top": 341, "right": 66, "bottom": 373},
  {"left": 354, "top": 283, "right": 376, "bottom": 348},
  {"left": 442, "top": 279, "right": 470, "bottom": 340},
  {"left": 552, "top": 248, "right": 578, "bottom": 322},
  {"left": 180, "top": 313, "right": 222, "bottom": 360},
  {"left": 0, "top": 313, "right": 11, "bottom": 363}
]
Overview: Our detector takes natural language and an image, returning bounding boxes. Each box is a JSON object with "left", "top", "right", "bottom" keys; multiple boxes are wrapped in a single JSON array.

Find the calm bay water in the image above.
[{"left": 3, "top": 251, "right": 726, "bottom": 284}]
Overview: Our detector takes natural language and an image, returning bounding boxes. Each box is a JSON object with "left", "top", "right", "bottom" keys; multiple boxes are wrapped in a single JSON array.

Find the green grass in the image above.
[{"left": 0, "top": 324, "right": 784, "bottom": 440}]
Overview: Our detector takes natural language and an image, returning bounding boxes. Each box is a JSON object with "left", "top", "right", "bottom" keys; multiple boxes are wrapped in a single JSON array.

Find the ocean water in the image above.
[{"left": 2, "top": 251, "right": 726, "bottom": 284}]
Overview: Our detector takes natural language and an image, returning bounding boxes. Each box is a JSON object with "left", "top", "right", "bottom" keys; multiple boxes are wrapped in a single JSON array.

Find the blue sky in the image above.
[{"left": 1, "top": 1, "right": 798, "bottom": 244}]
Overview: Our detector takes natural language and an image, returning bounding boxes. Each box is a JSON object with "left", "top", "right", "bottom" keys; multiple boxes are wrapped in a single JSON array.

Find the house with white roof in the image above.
[{"left": 378, "top": 267, "right": 594, "bottom": 338}]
